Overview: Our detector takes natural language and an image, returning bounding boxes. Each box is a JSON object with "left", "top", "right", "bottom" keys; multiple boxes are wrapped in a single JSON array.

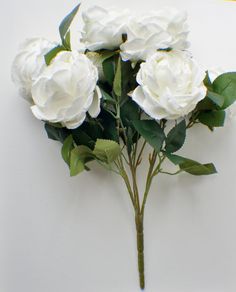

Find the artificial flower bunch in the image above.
[{"left": 12, "top": 4, "right": 236, "bottom": 289}]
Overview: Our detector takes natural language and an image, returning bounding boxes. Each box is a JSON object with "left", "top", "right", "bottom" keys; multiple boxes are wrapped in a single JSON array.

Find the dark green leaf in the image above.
[
  {"left": 99, "top": 110, "right": 119, "bottom": 142},
  {"left": 44, "top": 123, "right": 70, "bottom": 143},
  {"left": 165, "top": 120, "right": 186, "bottom": 153},
  {"left": 166, "top": 153, "right": 217, "bottom": 176},
  {"left": 132, "top": 120, "right": 165, "bottom": 151},
  {"left": 121, "top": 99, "right": 140, "bottom": 128},
  {"left": 44, "top": 45, "right": 65, "bottom": 65},
  {"left": 198, "top": 110, "right": 225, "bottom": 127},
  {"left": 99, "top": 50, "right": 117, "bottom": 63},
  {"left": 207, "top": 91, "right": 224, "bottom": 108},
  {"left": 101, "top": 89, "right": 116, "bottom": 104},
  {"left": 213, "top": 72, "right": 236, "bottom": 109},
  {"left": 59, "top": 4, "right": 80, "bottom": 42},
  {"left": 61, "top": 135, "right": 74, "bottom": 165},
  {"left": 203, "top": 71, "right": 213, "bottom": 90},
  {"left": 102, "top": 57, "right": 115, "bottom": 86},
  {"left": 62, "top": 31, "right": 71, "bottom": 50}
]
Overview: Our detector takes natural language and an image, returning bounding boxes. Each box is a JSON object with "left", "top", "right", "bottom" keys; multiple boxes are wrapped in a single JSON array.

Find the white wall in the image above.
[{"left": 1, "top": 0, "right": 236, "bottom": 291}]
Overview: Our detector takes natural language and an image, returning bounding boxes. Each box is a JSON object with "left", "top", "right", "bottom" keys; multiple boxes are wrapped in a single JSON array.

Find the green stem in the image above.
[{"left": 135, "top": 213, "right": 145, "bottom": 290}]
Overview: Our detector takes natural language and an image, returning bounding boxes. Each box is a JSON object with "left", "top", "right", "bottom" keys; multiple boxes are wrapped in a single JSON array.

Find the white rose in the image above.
[
  {"left": 31, "top": 51, "right": 102, "bottom": 129},
  {"left": 131, "top": 51, "right": 207, "bottom": 120},
  {"left": 121, "top": 7, "right": 189, "bottom": 62},
  {"left": 81, "top": 5, "right": 130, "bottom": 51},
  {"left": 11, "top": 37, "right": 57, "bottom": 102}
]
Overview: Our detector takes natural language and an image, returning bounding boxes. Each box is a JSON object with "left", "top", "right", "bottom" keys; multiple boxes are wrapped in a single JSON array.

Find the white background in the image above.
[{"left": 1, "top": 0, "right": 236, "bottom": 291}]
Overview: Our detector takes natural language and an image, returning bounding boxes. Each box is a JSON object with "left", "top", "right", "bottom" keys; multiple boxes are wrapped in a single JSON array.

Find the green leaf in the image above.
[
  {"left": 101, "top": 89, "right": 116, "bottom": 104},
  {"left": 213, "top": 72, "right": 236, "bottom": 109},
  {"left": 121, "top": 99, "right": 140, "bottom": 127},
  {"left": 99, "top": 50, "right": 117, "bottom": 63},
  {"left": 166, "top": 153, "right": 217, "bottom": 176},
  {"left": 207, "top": 91, "right": 224, "bottom": 108},
  {"left": 44, "top": 45, "right": 65, "bottom": 65},
  {"left": 102, "top": 57, "right": 115, "bottom": 86},
  {"left": 70, "top": 148, "right": 85, "bottom": 176},
  {"left": 113, "top": 57, "right": 122, "bottom": 97},
  {"left": 62, "top": 31, "right": 71, "bottom": 50},
  {"left": 93, "top": 139, "right": 121, "bottom": 164},
  {"left": 132, "top": 120, "right": 165, "bottom": 152},
  {"left": 165, "top": 120, "right": 186, "bottom": 153},
  {"left": 44, "top": 123, "right": 69, "bottom": 143},
  {"left": 198, "top": 110, "right": 225, "bottom": 127},
  {"left": 61, "top": 135, "right": 74, "bottom": 165},
  {"left": 99, "top": 110, "right": 119, "bottom": 142},
  {"left": 203, "top": 71, "right": 213, "bottom": 90},
  {"left": 59, "top": 3, "right": 80, "bottom": 42}
]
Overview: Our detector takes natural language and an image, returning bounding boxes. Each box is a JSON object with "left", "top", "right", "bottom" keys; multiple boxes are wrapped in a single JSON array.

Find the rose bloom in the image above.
[
  {"left": 11, "top": 38, "right": 56, "bottom": 102},
  {"left": 81, "top": 5, "right": 130, "bottom": 51},
  {"left": 31, "top": 51, "right": 101, "bottom": 129},
  {"left": 131, "top": 50, "right": 207, "bottom": 120},
  {"left": 121, "top": 7, "right": 189, "bottom": 62}
]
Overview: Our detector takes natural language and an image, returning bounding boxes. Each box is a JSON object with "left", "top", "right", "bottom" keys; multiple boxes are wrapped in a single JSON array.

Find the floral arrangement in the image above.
[{"left": 12, "top": 4, "right": 236, "bottom": 289}]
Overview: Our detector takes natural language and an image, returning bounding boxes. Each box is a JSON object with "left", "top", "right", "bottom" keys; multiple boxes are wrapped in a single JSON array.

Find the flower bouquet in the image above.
[{"left": 12, "top": 4, "right": 236, "bottom": 289}]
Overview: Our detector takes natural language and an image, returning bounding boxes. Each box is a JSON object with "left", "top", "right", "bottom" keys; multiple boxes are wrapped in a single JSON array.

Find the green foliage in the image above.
[
  {"left": 165, "top": 120, "right": 186, "bottom": 153},
  {"left": 113, "top": 57, "right": 122, "bottom": 97},
  {"left": 198, "top": 110, "right": 225, "bottom": 127},
  {"left": 61, "top": 135, "right": 74, "bottom": 165},
  {"left": 59, "top": 3, "right": 80, "bottom": 49},
  {"left": 102, "top": 57, "right": 115, "bottom": 86},
  {"left": 44, "top": 45, "right": 65, "bottom": 65},
  {"left": 166, "top": 153, "right": 217, "bottom": 175},
  {"left": 44, "top": 123, "right": 70, "bottom": 143},
  {"left": 93, "top": 139, "right": 121, "bottom": 164},
  {"left": 133, "top": 120, "right": 165, "bottom": 152},
  {"left": 213, "top": 72, "right": 236, "bottom": 109},
  {"left": 70, "top": 147, "right": 86, "bottom": 176}
]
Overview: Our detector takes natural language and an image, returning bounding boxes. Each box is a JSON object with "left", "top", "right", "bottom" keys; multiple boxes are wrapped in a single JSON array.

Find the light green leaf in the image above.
[
  {"left": 70, "top": 149, "right": 84, "bottom": 177},
  {"left": 165, "top": 120, "right": 186, "bottom": 153},
  {"left": 61, "top": 135, "right": 74, "bottom": 165},
  {"left": 198, "top": 110, "right": 225, "bottom": 127},
  {"left": 69, "top": 146, "right": 94, "bottom": 176},
  {"left": 93, "top": 139, "right": 121, "bottom": 164},
  {"left": 132, "top": 120, "right": 165, "bottom": 152},
  {"left": 166, "top": 153, "right": 217, "bottom": 176},
  {"left": 113, "top": 57, "right": 122, "bottom": 97},
  {"left": 44, "top": 45, "right": 65, "bottom": 65},
  {"left": 213, "top": 72, "right": 236, "bottom": 109},
  {"left": 59, "top": 4, "right": 80, "bottom": 42}
]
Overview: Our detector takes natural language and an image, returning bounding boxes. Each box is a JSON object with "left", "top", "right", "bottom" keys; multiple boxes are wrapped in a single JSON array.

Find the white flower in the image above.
[
  {"left": 31, "top": 51, "right": 102, "bottom": 129},
  {"left": 81, "top": 5, "right": 130, "bottom": 51},
  {"left": 121, "top": 7, "right": 189, "bottom": 62},
  {"left": 11, "top": 37, "right": 57, "bottom": 102},
  {"left": 131, "top": 51, "right": 207, "bottom": 120}
]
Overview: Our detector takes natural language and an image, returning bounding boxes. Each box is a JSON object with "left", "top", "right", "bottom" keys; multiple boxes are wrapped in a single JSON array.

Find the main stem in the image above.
[{"left": 135, "top": 212, "right": 145, "bottom": 289}]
